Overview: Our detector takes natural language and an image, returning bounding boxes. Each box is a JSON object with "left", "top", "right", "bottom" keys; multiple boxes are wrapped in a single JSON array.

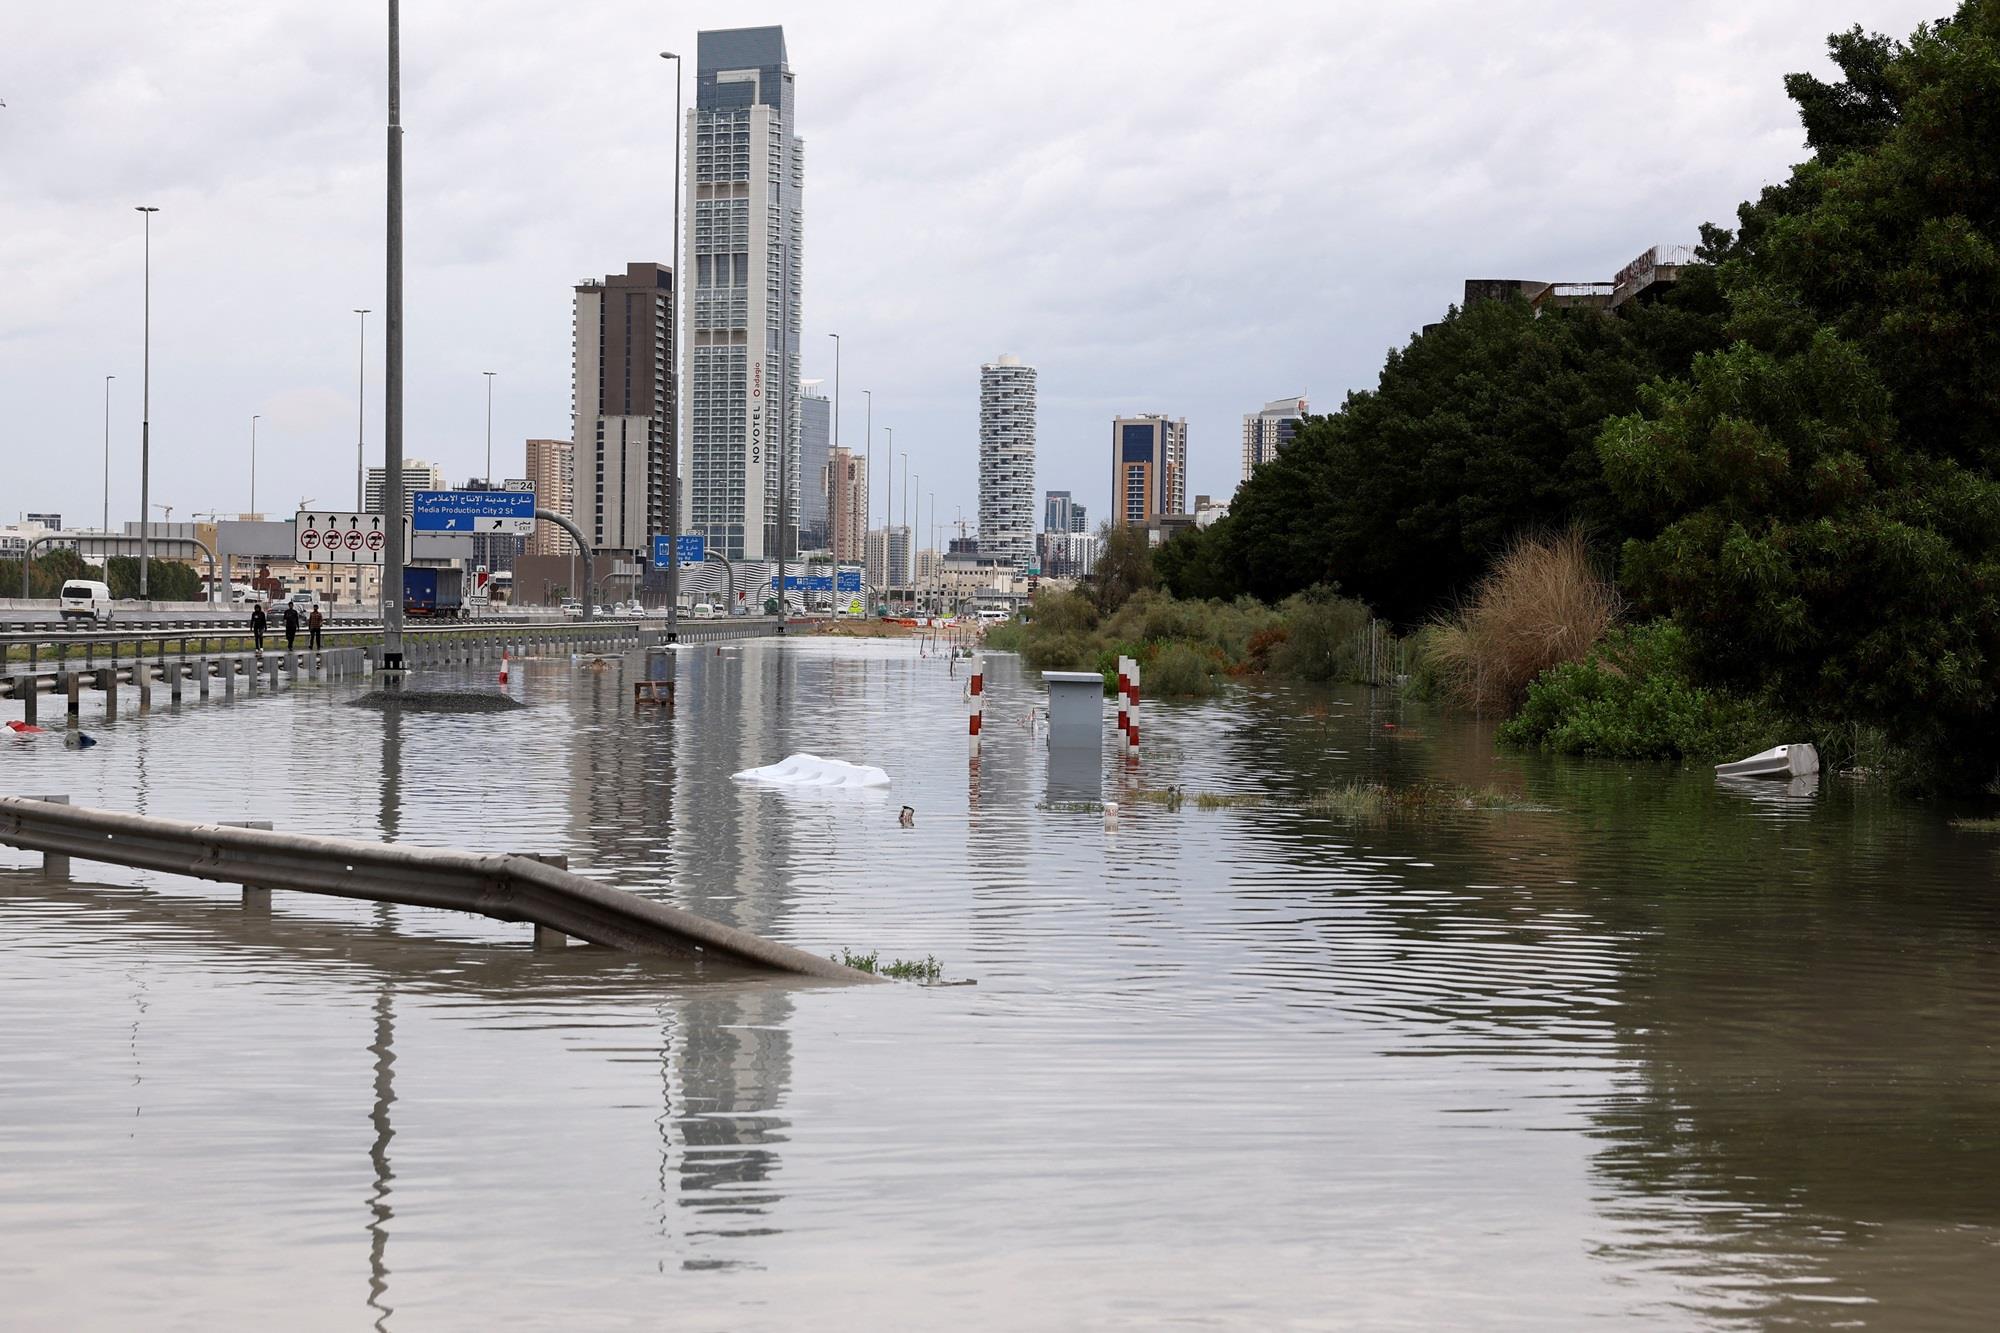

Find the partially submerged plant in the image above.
[{"left": 837, "top": 948, "right": 946, "bottom": 984}]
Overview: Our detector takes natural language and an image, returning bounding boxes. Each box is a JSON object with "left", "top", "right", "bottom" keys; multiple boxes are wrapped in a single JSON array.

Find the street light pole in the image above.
[
  {"left": 863, "top": 388, "right": 872, "bottom": 604},
  {"left": 827, "top": 331, "right": 840, "bottom": 611},
  {"left": 901, "top": 450, "right": 909, "bottom": 603},
  {"left": 135, "top": 205, "right": 158, "bottom": 598},
  {"left": 776, "top": 237, "right": 792, "bottom": 632},
  {"left": 354, "top": 309, "right": 369, "bottom": 512},
  {"left": 482, "top": 371, "right": 496, "bottom": 484},
  {"left": 884, "top": 425, "right": 893, "bottom": 599},
  {"left": 101, "top": 375, "right": 114, "bottom": 535},
  {"left": 250, "top": 414, "right": 261, "bottom": 515},
  {"left": 383, "top": 0, "right": 407, "bottom": 673},
  {"left": 661, "top": 49, "right": 682, "bottom": 639}
]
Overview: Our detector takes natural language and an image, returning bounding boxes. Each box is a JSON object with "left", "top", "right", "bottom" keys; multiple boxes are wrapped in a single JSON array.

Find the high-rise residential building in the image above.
[
  {"left": 524, "top": 438, "right": 576, "bottom": 557},
  {"left": 573, "top": 262, "right": 673, "bottom": 558},
  {"left": 1112, "top": 415, "right": 1188, "bottom": 526},
  {"left": 683, "top": 25, "right": 803, "bottom": 564},
  {"left": 799, "top": 382, "right": 830, "bottom": 550},
  {"left": 866, "top": 525, "right": 910, "bottom": 590},
  {"left": 1040, "top": 529, "right": 1101, "bottom": 578},
  {"left": 1242, "top": 395, "right": 1308, "bottom": 481},
  {"left": 365, "top": 459, "right": 445, "bottom": 516},
  {"left": 979, "top": 354, "right": 1036, "bottom": 572},
  {"left": 824, "top": 446, "right": 866, "bottom": 564},
  {"left": 1043, "top": 490, "right": 1073, "bottom": 535},
  {"left": 1069, "top": 502, "right": 1088, "bottom": 533}
]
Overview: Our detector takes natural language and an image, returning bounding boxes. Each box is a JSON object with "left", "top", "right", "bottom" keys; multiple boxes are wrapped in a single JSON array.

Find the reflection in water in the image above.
[
  {"left": 5, "top": 643, "right": 2000, "bottom": 1326},
  {"left": 365, "top": 988, "right": 396, "bottom": 1332}
]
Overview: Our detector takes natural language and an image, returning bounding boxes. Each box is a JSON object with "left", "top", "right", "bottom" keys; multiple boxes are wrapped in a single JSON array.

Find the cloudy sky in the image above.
[{"left": 0, "top": 0, "right": 1948, "bottom": 542}]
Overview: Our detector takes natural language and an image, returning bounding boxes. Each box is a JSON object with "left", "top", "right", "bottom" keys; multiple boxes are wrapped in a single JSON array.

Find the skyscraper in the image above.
[
  {"left": 1111, "top": 415, "right": 1188, "bottom": 526},
  {"left": 824, "top": 447, "right": 866, "bottom": 564},
  {"left": 799, "top": 382, "right": 830, "bottom": 550},
  {"left": 979, "top": 354, "right": 1036, "bottom": 571},
  {"left": 683, "top": 25, "right": 803, "bottom": 564},
  {"left": 1242, "top": 395, "right": 1308, "bottom": 481},
  {"left": 524, "top": 438, "right": 575, "bottom": 557},
  {"left": 572, "top": 262, "right": 673, "bottom": 558},
  {"left": 365, "top": 458, "right": 444, "bottom": 516},
  {"left": 1043, "top": 489, "right": 1073, "bottom": 535}
]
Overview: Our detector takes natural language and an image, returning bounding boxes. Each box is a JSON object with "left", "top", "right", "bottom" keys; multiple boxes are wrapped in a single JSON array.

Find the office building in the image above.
[
  {"left": 1069, "top": 502, "right": 1087, "bottom": 533},
  {"left": 573, "top": 261, "right": 673, "bottom": 559},
  {"left": 683, "top": 25, "right": 803, "bottom": 564},
  {"left": 1043, "top": 490, "right": 1073, "bottom": 536},
  {"left": 1242, "top": 395, "right": 1308, "bottom": 480},
  {"left": 524, "top": 438, "right": 576, "bottom": 557},
  {"left": 866, "top": 525, "right": 911, "bottom": 591},
  {"left": 1112, "top": 415, "right": 1187, "bottom": 526},
  {"left": 799, "top": 382, "right": 830, "bottom": 550},
  {"left": 979, "top": 353, "right": 1037, "bottom": 572},
  {"left": 824, "top": 446, "right": 866, "bottom": 564},
  {"left": 365, "top": 459, "right": 445, "bottom": 516}
]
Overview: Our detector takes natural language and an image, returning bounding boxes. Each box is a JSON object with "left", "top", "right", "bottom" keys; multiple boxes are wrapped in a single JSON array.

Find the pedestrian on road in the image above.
[
  {"left": 307, "top": 605, "right": 324, "bottom": 650},
  {"left": 283, "top": 602, "right": 300, "bottom": 651},
  {"left": 250, "top": 603, "right": 267, "bottom": 655}
]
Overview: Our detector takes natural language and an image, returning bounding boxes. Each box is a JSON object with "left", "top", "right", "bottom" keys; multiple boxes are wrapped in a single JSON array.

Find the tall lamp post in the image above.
[
  {"left": 382, "top": 0, "right": 407, "bottom": 674},
  {"left": 660, "top": 49, "right": 682, "bottom": 638},
  {"left": 353, "top": 308, "right": 369, "bottom": 605},
  {"left": 862, "top": 388, "right": 872, "bottom": 605},
  {"left": 481, "top": 371, "right": 496, "bottom": 483},
  {"left": 249, "top": 414, "right": 261, "bottom": 515},
  {"left": 135, "top": 205, "right": 159, "bottom": 597},
  {"left": 883, "top": 425, "right": 893, "bottom": 601},
  {"left": 827, "top": 331, "right": 840, "bottom": 616},
  {"left": 101, "top": 375, "right": 114, "bottom": 534}
]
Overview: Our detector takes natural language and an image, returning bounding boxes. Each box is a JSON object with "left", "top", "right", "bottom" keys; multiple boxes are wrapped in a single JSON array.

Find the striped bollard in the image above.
[
  {"left": 1115, "top": 656, "right": 1132, "bottom": 747},
  {"left": 968, "top": 652, "right": 985, "bottom": 756},
  {"left": 1125, "top": 657, "right": 1142, "bottom": 760}
]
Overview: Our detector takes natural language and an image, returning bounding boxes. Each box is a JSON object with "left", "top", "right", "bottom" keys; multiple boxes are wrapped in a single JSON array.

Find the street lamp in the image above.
[
  {"left": 101, "top": 375, "right": 114, "bottom": 534},
  {"left": 482, "top": 370, "right": 496, "bottom": 484},
  {"left": 249, "top": 414, "right": 261, "bottom": 516},
  {"left": 135, "top": 205, "right": 159, "bottom": 597},
  {"left": 353, "top": 309, "right": 369, "bottom": 512},
  {"left": 660, "top": 49, "right": 683, "bottom": 639}
]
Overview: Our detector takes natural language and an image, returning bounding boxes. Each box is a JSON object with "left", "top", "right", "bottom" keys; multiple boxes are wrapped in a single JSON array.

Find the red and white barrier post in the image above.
[
  {"left": 968, "top": 652, "right": 985, "bottom": 756},
  {"left": 498, "top": 649, "right": 510, "bottom": 686},
  {"left": 1124, "top": 656, "right": 1141, "bottom": 760},
  {"left": 1116, "top": 655, "right": 1131, "bottom": 746}
]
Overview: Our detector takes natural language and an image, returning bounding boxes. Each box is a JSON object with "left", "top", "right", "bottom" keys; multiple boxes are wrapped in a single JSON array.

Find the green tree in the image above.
[
  {"left": 1153, "top": 519, "right": 1238, "bottom": 602},
  {"left": 105, "top": 556, "right": 203, "bottom": 601},
  {"left": 1603, "top": 2, "right": 2000, "bottom": 785},
  {"left": 1090, "top": 522, "right": 1157, "bottom": 614},
  {"left": 1221, "top": 280, "right": 1725, "bottom": 626}
]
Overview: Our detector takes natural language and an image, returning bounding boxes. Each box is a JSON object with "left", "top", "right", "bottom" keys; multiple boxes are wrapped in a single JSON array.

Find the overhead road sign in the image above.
[
  {"left": 412, "top": 489, "right": 536, "bottom": 535},
  {"left": 294, "top": 512, "right": 399, "bottom": 565},
  {"left": 652, "top": 534, "right": 705, "bottom": 566}
]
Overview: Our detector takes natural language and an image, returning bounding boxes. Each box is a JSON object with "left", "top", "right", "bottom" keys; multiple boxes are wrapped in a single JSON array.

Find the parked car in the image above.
[
  {"left": 691, "top": 603, "right": 719, "bottom": 619},
  {"left": 58, "top": 579, "right": 114, "bottom": 625}
]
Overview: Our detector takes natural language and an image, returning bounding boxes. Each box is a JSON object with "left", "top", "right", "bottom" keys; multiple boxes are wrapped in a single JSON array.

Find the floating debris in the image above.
[{"left": 733, "top": 753, "right": 891, "bottom": 789}]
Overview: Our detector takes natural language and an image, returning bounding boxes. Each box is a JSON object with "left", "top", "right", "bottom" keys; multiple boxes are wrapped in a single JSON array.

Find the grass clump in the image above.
[
  {"left": 980, "top": 620, "right": 1026, "bottom": 652},
  {"left": 837, "top": 948, "right": 945, "bottom": 984},
  {"left": 1499, "top": 621, "right": 1787, "bottom": 761},
  {"left": 1424, "top": 529, "right": 1619, "bottom": 713}
]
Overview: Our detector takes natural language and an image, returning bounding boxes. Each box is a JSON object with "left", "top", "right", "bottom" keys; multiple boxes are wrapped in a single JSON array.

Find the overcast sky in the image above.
[{"left": 0, "top": 0, "right": 1948, "bottom": 542}]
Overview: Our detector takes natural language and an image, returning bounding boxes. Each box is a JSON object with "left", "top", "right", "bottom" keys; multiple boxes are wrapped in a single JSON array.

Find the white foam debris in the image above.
[{"left": 732, "top": 753, "right": 891, "bottom": 790}]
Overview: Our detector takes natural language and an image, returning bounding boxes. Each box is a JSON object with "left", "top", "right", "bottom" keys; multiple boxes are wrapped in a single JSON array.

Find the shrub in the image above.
[
  {"left": 1146, "top": 641, "right": 1222, "bottom": 698},
  {"left": 1271, "top": 586, "right": 1373, "bottom": 681},
  {"left": 1425, "top": 529, "right": 1619, "bottom": 713},
  {"left": 981, "top": 621, "right": 1025, "bottom": 652},
  {"left": 1023, "top": 629, "right": 1096, "bottom": 673},
  {"left": 1499, "top": 621, "right": 1785, "bottom": 760}
]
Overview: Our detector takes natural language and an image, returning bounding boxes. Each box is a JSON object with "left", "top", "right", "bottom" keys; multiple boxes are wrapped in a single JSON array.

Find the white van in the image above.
[
  {"left": 691, "top": 602, "right": 719, "bottom": 619},
  {"left": 59, "top": 580, "right": 114, "bottom": 625}
]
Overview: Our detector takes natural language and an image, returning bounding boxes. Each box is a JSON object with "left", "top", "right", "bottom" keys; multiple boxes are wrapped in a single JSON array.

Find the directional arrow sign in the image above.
[
  {"left": 651, "top": 534, "right": 705, "bottom": 567},
  {"left": 412, "top": 490, "right": 535, "bottom": 535},
  {"left": 294, "top": 512, "right": 400, "bottom": 565}
]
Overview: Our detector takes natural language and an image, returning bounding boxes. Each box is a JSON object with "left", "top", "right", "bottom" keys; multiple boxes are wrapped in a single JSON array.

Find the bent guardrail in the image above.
[{"left": 0, "top": 795, "right": 873, "bottom": 982}]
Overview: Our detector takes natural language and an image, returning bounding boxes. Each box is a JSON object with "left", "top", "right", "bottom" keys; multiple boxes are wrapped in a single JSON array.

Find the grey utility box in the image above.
[{"left": 1043, "top": 671, "right": 1106, "bottom": 750}]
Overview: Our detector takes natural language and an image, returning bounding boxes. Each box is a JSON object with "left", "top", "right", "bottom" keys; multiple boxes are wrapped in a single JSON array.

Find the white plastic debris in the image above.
[{"left": 732, "top": 753, "right": 892, "bottom": 790}]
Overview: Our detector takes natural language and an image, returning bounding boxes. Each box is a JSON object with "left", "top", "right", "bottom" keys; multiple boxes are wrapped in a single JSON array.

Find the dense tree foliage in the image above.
[
  {"left": 1158, "top": 269, "right": 1725, "bottom": 625},
  {"left": 1604, "top": 2, "right": 2000, "bottom": 783}
]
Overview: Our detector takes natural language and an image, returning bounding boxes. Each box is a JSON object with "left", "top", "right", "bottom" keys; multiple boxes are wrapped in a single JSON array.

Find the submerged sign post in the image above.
[
  {"left": 294, "top": 512, "right": 394, "bottom": 565},
  {"left": 412, "top": 490, "right": 536, "bottom": 535},
  {"left": 652, "top": 534, "right": 705, "bottom": 567}
]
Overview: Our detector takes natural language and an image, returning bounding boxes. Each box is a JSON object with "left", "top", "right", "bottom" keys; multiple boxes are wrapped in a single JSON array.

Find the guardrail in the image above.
[{"left": 0, "top": 795, "right": 872, "bottom": 981}]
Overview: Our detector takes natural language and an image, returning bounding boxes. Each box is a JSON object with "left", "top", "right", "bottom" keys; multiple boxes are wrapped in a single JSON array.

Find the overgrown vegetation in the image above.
[
  {"left": 1130, "top": 783, "right": 1545, "bottom": 817},
  {"left": 1423, "top": 530, "right": 1619, "bottom": 713},
  {"left": 836, "top": 948, "right": 945, "bottom": 983},
  {"left": 1498, "top": 623, "right": 1787, "bottom": 761}
]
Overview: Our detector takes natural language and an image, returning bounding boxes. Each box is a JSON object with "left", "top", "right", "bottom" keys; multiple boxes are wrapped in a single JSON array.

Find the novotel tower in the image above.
[{"left": 681, "top": 25, "right": 803, "bottom": 564}]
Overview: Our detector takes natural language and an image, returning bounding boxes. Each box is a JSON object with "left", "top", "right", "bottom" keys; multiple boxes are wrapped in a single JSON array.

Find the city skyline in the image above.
[{"left": 0, "top": 2, "right": 1945, "bottom": 539}]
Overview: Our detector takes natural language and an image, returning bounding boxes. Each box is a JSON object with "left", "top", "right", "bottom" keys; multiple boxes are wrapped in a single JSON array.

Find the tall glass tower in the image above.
[{"left": 682, "top": 25, "right": 802, "bottom": 564}]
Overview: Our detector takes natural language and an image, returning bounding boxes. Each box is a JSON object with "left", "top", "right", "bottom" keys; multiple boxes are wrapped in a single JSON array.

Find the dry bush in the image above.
[{"left": 1426, "top": 529, "right": 1619, "bottom": 713}]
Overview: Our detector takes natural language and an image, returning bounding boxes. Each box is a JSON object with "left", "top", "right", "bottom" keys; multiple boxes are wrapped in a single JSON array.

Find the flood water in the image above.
[{"left": 3, "top": 636, "right": 1998, "bottom": 1329}]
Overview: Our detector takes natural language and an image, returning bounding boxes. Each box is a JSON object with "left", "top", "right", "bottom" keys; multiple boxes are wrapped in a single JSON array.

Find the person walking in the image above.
[
  {"left": 250, "top": 602, "right": 267, "bottom": 655},
  {"left": 283, "top": 601, "right": 300, "bottom": 652},
  {"left": 307, "top": 604, "right": 324, "bottom": 651}
]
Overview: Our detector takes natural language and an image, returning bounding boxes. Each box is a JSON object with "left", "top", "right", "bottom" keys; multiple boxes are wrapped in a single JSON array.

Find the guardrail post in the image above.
[
  {"left": 20, "top": 673, "right": 36, "bottom": 726},
  {"left": 198, "top": 656, "right": 210, "bottom": 698},
  {"left": 99, "top": 667, "right": 116, "bottom": 718},
  {"left": 225, "top": 657, "right": 238, "bottom": 698},
  {"left": 63, "top": 670, "right": 80, "bottom": 719},
  {"left": 31, "top": 795, "right": 70, "bottom": 878},
  {"left": 266, "top": 654, "right": 280, "bottom": 690},
  {"left": 169, "top": 657, "right": 183, "bottom": 705},
  {"left": 519, "top": 852, "right": 573, "bottom": 948},
  {"left": 135, "top": 658, "right": 151, "bottom": 712},
  {"left": 222, "top": 820, "right": 276, "bottom": 909}
]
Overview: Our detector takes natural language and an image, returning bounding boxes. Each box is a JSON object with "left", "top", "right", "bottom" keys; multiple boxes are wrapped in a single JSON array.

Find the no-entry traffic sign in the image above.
[{"left": 293, "top": 512, "right": 404, "bottom": 565}]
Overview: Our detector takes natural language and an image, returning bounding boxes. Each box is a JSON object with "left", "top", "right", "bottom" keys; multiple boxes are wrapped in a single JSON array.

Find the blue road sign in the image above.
[
  {"left": 651, "top": 534, "right": 706, "bottom": 566},
  {"left": 836, "top": 569, "right": 861, "bottom": 593},
  {"left": 411, "top": 489, "right": 536, "bottom": 534}
]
